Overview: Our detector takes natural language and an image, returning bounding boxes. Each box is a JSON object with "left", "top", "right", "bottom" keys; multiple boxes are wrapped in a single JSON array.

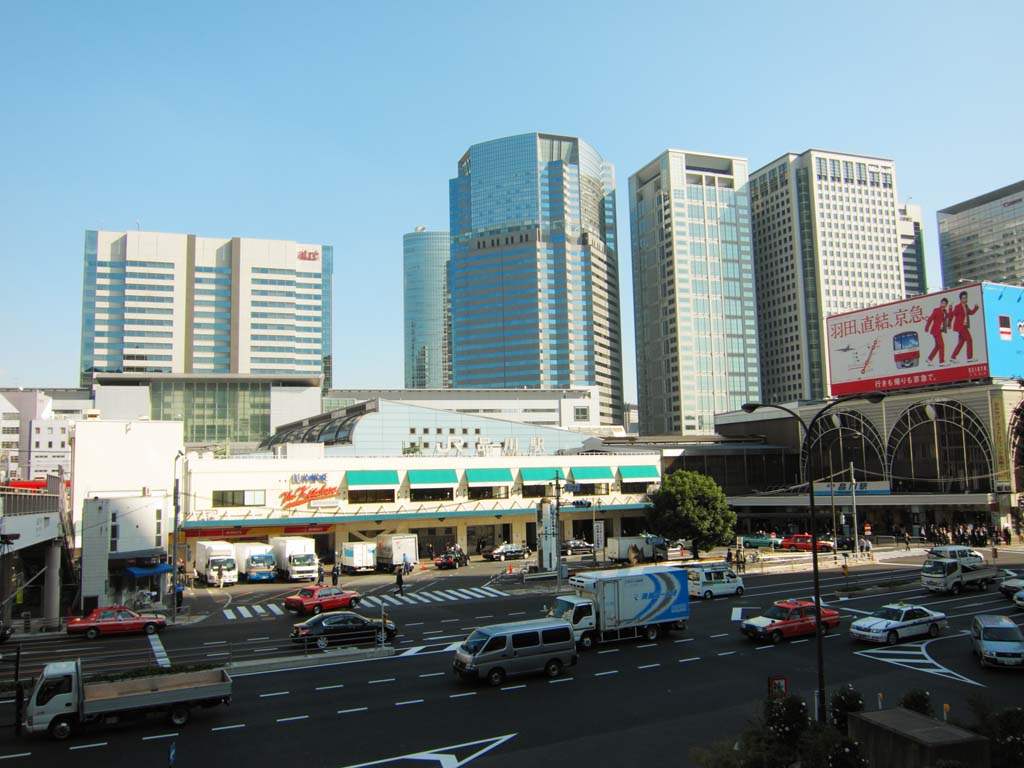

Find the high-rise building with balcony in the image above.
[
  {"left": 939, "top": 180, "right": 1024, "bottom": 287},
  {"left": 898, "top": 202, "right": 927, "bottom": 296},
  {"left": 629, "top": 150, "right": 760, "bottom": 435},
  {"left": 80, "top": 229, "right": 333, "bottom": 390},
  {"left": 750, "top": 150, "right": 904, "bottom": 403},
  {"left": 448, "top": 133, "right": 624, "bottom": 425},
  {"left": 403, "top": 227, "right": 451, "bottom": 388}
]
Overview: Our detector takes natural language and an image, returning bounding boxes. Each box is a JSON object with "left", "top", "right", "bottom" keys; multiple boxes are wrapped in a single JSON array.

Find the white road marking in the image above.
[
  {"left": 709, "top": 633, "right": 728, "bottom": 639},
  {"left": 267, "top": 603, "right": 284, "bottom": 615},
  {"left": 394, "top": 595, "right": 418, "bottom": 605},
  {"left": 638, "top": 663, "right": 661, "bottom": 669},
  {"left": 251, "top": 604, "right": 267, "bottom": 615},
  {"left": 501, "top": 684, "right": 527, "bottom": 690},
  {"left": 222, "top": 609, "right": 236, "bottom": 620},
  {"left": 474, "top": 615, "right": 494, "bottom": 619},
  {"left": 595, "top": 670, "right": 618, "bottom": 677},
  {"left": 69, "top": 743, "right": 108, "bottom": 751},
  {"left": 204, "top": 640, "right": 228, "bottom": 646},
  {"left": 636, "top": 643, "right": 657, "bottom": 649},
  {"left": 678, "top": 657, "right": 700, "bottom": 663},
  {"left": 260, "top": 691, "right": 289, "bottom": 698},
  {"left": 675, "top": 638, "right": 694, "bottom": 643},
  {"left": 450, "top": 692, "right": 477, "bottom": 698},
  {"left": 0, "top": 754, "right": 31, "bottom": 761},
  {"left": 718, "top": 651, "right": 736, "bottom": 657},
  {"left": 236, "top": 606, "right": 253, "bottom": 619},
  {"left": 206, "top": 652, "right": 230, "bottom": 658},
  {"left": 406, "top": 621, "right": 424, "bottom": 626},
  {"left": 142, "top": 733, "right": 178, "bottom": 741},
  {"left": 441, "top": 618, "right": 460, "bottom": 623},
  {"left": 419, "top": 672, "right": 445, "bottom": 678},
  {"left": 791, "top": 639, "right": 809, "bottom": 644},
  {"left": 479, "top": 586, "right": 508, "bottom": 597},
  {"left": 395, "top": 699, "right": 424, "bottom": 706},
  {"left": 316, "top": 684, "right": 345, "bottom": 691},
  {"left": 548, "top": 677, "right": 573, "bottom": 684},
  {"left": 423, "top": 630, "right": 443, "bottom": 635},
  {"left": 755, "top": 645, "right": 774, "bottom": 650},
  {"left": 148, "top": 633, "right": 171, "bottom": 668},
  {"left": 369, "top": 678, "right": 396, "bottom": 684},
  {"left": 598, "top": 648, "right": 620, "bottom": 654},
  {"left": 381, "top": 595, "right": 403, "bottom": 605},
  {"left": 361, "top": 596, "right": 382, "bottom": 607},
  {"left": 247, "top": 636, "right": 271, "bottom": 642},
  {"left": 507, "top": 611, "right": 526, "bottom": 616},
  {"left": 338, "top": 707, "right": 368, "bottom": 714},
  {"left": 211, "top": 724, "right": 246, "bottom": 732},
  {"left": 439, "top": 590, "right": 467, "bottom": 600},
  {"left": 419, "top": 592, "right": 445, "bottom": 602},
  {"left": 277, "top": 715, "right": 309, "bottom": 723}
]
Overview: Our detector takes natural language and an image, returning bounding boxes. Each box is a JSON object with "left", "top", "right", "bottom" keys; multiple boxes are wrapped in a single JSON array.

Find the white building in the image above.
[
  {"left": 0, "top": 394, "right": 19, "bottom": 481},
  {"left": 750, "top": 150, "right": 904, "bottom": 403},
  {"left": 25, "top": 418, "right": 73, "bottom": 479}
]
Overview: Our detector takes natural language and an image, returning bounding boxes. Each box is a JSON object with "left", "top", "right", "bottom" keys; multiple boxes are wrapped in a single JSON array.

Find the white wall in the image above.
[
  {"left": 270, "top": 385, "right": 322, "bottom": 431},
  {"left": 93, "top": 384, "right": 152, "bottom": 421},
  {"left": 70, "top": 420, "right": 183, "bottom": 548}
]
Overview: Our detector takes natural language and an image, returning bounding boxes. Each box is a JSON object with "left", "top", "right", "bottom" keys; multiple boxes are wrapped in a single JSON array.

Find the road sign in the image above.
[
  {"left": 594, "top": 520, "right": 606, "bottom": 550},
  {"left": 563, "top": 483, "right": 581, "bottom": 492}
]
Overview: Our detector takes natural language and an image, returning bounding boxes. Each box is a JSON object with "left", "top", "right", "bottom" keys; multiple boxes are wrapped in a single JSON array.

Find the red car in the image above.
[
  {"left": 67, "top": 606, "right": 167, "bottom": 640},
  {"left": 284, "top": 585, "right": 361, "bottom": 615},
  {"left": 739, "top": 599, "right": 841, "bottom": 643},
  {"left": 779, "top": 533, "right": 833, "bottom": 552}
]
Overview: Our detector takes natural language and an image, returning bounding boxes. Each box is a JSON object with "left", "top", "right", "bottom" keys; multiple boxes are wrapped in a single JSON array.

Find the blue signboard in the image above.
[{"left": 982, "top": 282, "right": 1024, "bottom": 379}]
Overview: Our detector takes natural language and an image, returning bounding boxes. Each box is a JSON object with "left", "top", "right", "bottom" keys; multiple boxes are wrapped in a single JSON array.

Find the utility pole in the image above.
[
  {"left": 171, "top": 451, "right": 184, "bottom": 623},
  {"left": 850, "top": 462, "right": 859, "bottom": 562}
]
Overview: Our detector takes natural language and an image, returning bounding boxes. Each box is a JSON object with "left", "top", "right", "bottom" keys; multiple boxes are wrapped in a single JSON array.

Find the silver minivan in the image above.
[
  {"left": 452, "top": 618, "right": 578, "bottom": 686},
  {"left": 927, "top": 545, "right": 985, "bottom": 566},
  {"left": 970, "top": 614, "right": 1024, "bottom": 668}
]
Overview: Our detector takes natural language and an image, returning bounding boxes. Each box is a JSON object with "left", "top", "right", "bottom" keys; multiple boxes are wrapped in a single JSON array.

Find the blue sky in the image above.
[{"left": 1, "top": 1, "right": 1020, "bottom": 402}]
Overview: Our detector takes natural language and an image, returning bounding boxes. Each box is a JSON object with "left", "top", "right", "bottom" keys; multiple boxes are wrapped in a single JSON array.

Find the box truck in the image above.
[
  {"left": 376, "top": 533, "right": 419, "bottom": 572},
  {"left": 20, "top": 659, "right": 231, "bottom": 740},
  {"left": 604, "top": 535, "right": 666, "bottom": 563},
  {"left": 921, "top": 558, "right": 998, "bottom": 594},
  {"left": 193, "top": 540, "right": 238, "bottom": 586},
  {"left": 546, "top": 565, "right": 689, "bottom": 649},
  {"left": 271, "top": 536, "right": 319, "bottom": 581},
  {"left": 340, "top": 541, "right": 377, "bottom": 575},
  {"left": 233, "top": 542, "right": 277, "bottom": 582}
]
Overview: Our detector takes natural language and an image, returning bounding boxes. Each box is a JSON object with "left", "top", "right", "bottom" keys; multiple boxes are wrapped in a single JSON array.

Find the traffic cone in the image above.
[
  {"left": 420, "top": 559, "right": 426, "bottom": 571},
  {"left": 508, "top": 563, "right": 513, "bottom": 575}
]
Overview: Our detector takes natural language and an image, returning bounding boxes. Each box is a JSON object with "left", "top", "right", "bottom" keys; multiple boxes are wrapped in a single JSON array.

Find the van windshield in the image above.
[
  {"left": 547, "top": 598, "right": 576, "bottom": 621},
  {"left": 921, "top": 560, "right": 952, "bottom": 576},
  {"left": 210, "top": 557, "right": 236, "bottom": 570},
  {"left": 983, "top": 627, "right": 1024, "bottom": 642},
  {"left": 291, "top": 554, "right": 316, "bottom": 566},
  {"left": 250, "top": 554, "right": 275, "bottom": 567},
  {"left": 462, "top": 629, "right": 493, "bottom": 654}
]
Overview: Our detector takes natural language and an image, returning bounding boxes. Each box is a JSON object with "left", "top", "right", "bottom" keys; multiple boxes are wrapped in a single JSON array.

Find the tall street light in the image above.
[
  {"left": 742, "top": 392, "right": 885, "bottom": 723},
  {"left": 171, "top": 450, "right": 184, "bottom": 624}
]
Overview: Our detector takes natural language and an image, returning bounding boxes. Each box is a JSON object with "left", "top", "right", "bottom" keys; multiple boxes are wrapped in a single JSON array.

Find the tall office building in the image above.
[
  {"left": 898, "top": 203, "right": 927, "bottom": 297},
  {"left": 403, "top": 227, "right": 451, "bottom": 388},
  {"left": 448, "top": 133, "right": 624, "bottom": 425},
  {"left": 750, "top": 150, "right": 903, "bottom": 403},
  {"left": 80, "top": 230, "right": 333, "bottom": 389},
  {"left": 939, "top": 180, "right": 1024, "bottom": 287},
  {"left": 629, "top": 150, "right": 760, "bottom": 435}
]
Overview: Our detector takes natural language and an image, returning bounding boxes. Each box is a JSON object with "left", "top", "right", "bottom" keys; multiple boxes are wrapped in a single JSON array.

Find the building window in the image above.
[
  {"left": 211, "top": 490, "right": 266, "bottom": 507},
  {"left": 573, "top": 407, "right": 590, "bottom": 422}
]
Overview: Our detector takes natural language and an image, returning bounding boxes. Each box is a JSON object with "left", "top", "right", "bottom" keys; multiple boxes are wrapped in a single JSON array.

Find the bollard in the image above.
[
  {"left": 943, "top": 703, "right": 950, "bottom": 722},
  {"left": 877, "top": 692, "right": 884, "bottom": 710},
  {"left": 22, "top": 611, "right": 31, "bottom": 634},
  {"left": 992, "top": 547, "right": 998, "bottom": 561}
]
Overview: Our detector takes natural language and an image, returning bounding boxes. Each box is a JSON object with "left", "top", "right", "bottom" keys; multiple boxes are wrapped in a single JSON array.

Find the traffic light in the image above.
[{"left": 571, "top": 500, "right": 592, "bottom": 508}]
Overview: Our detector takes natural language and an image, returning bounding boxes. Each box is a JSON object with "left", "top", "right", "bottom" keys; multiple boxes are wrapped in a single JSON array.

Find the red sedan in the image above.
[
  {"left": 779, "top": 533, "right": 833, "bottom": 552},
  {"left": 739, "top": 599, "right": 841, "bottom": 643},
  {"left": 67, "top": 607, "right": 167, "bottom": 640},
  {"left": 283, "top": 585, "right": 362, "bottom": 615}
]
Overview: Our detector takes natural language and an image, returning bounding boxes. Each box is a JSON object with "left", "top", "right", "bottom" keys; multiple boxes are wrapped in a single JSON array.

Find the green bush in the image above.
[
  {"left": 830, "top": 685, "right": 864, "bottom": 731},
  {"left": 899, "top": 688, "right": 934, "bottom": 717},
  {"left": 798, "top": 723, "right": 868, "bottom": 768},
  {"left": 970, "top": 704, "right": 1024, "bottom": 768},
  {"left": 764, "top": 693, "right": 810, "bottom": 740}
]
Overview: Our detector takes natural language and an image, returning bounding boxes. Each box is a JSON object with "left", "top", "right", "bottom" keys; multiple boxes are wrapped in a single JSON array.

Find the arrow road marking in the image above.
[{"left": 340, "top": 733, "right": 517, "bottom": 768}]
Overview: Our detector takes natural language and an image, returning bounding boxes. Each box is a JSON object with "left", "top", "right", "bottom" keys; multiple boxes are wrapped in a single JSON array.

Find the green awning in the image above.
[
  {"left": 464, "top": 468, "right": 514, "bottom": 486},
  {"left": 618, "top": 465, "right": 661, "bottom": 481},
  {"left": 570, "top": 466, "right": 613, "bottom": 481},
  {"left": 520, "top": 468, "right": 564, "bottom": 483},
  {"left": 407, "top": 469, "right": 459, "bottom": 487},
  {"left": 346, "top": 470, "right": 400, "bottom": 487}
]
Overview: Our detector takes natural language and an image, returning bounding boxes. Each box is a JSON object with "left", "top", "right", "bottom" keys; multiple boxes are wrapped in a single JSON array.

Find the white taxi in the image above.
[{"left": 849, "top": 603, "right": 947, "bottom": 645}]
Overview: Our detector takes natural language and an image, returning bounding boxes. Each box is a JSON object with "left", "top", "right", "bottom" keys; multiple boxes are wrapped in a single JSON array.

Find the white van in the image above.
[
  {"left": 970, "top": 614, "right": 1024, "bottom": 668},
  {"left": 926, "top": 545, "right": 985, "bottom": 567},
  {"left": 452, "top": 618, "right": 578, "bottom": 686},
  {"left": 686, "top": 564, "right": 744, "bottom": 599}
]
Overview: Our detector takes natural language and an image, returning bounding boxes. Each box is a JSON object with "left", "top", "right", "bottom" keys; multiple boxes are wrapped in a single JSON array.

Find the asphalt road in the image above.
[{"left": 2, "top": 553, "right": 1021, "bottom": 767}]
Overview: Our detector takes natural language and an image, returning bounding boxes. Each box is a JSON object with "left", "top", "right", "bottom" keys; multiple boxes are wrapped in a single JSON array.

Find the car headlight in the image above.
[{"left": 983, "top": 651, "right": 997, "bottom": 658}]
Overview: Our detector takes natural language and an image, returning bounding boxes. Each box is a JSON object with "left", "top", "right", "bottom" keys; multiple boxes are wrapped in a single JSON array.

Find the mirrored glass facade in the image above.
[
  {"left": 448, "top": 133, "right": 624, "bottom": 426},
  {"left": 150, "top": 379, "right": 271, "bottom": 444},
  {"left": 939, "top": 180, "right": 1024, "bottom": 287},
  {"left": 403, "top": 229, "right": 451, "bottom": 388}
]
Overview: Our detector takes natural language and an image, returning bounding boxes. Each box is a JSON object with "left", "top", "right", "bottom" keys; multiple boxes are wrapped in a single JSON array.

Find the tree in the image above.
[{"left": 647, "top": 470, "right": 736, "bottom": 559}]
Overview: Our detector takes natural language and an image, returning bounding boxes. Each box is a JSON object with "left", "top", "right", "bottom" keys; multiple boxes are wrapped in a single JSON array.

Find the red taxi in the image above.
[
  {"left": 67, "top": 606, "right": 167, "bottom": 640},
  {"left": 739, "top": 599, "right": 841, "bottom": 644},
  {"left": 283, "top": 585, "right": 362, "bottom": 615},
  {"left": 779, "top": 533, "right": 833, "bottom": 552}
]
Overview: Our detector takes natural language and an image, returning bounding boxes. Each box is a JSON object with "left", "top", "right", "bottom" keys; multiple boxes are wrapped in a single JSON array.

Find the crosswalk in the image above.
[{"left": 221, "top": 585, "right": 509, "bottom": 621}]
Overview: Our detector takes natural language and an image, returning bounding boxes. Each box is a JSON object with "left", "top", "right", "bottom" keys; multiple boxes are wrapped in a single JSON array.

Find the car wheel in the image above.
[
  {"left": 316, "top": 635, "right": 329, "bottom": 650},
  {"left": 312, "top": 605, "right": 322, "bottom": 615},
  {"left": 579, "top": 632, "right": 596, "bottom": 651},
  {"left": 978, "top": 580, "right": 989, "bottom": 591},
  {"left": 499, "top": 554, "right": 506, "bottom": 561},
  {"left": 703, "top": 590, "right": 713, "bottom": 600},
  {"left": 928, "top": 623, "right": 940, "bottom": 638},
  {"left": 951, "top": 583, "right": 962, "bottom": 595},
  {"left": 350, "top": 598, "right": 360, "bottom": 609},
  {"left": 818, "top": 621, "right": 829, "bottom": 635},
  {"left": 886, "top": 630, "right": 900, "bottom": 646},
  {"left": 85, "top": 627, "right": 100, "bottom": 640},
  {"left": 770, "top": 630, "right": 783, "bottom": 644},
  {"left": 143, "top": 622, "right": 158, "bottom": 635},
  {"left": 49, "top": 716, "right": 73, "bottom": 740},
  {"left": 486, "top": 667, "right": 506, "bottom": 687},
  {"left": 169, "top": 706, "right": 190, "bottom": 726},
  {"left": 644, "top": 625, "right": 660, "bottom": 641},
  {"left": 544, "top": 659, "right": 562, "bottom": 678},
  {"left": 788, "top": 545, "right": 798, "bottom": 551},
  {"left": 376, "top": 629, "right": 387, "bottom": 644},
  {"left": 735, "top": 586, "right": 745, "bottom": 596}
]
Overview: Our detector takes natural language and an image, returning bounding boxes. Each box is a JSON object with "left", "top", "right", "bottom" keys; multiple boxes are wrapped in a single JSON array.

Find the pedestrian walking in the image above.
[
  {"left": 216, "top": 564, "right": 224, "bottom": 589},
  {"left": 402, "top": 553, "right": 410, "bottom": 575},
  {"left": 427, "top": 543, "right": 434, "bottom": 560},
  {"left": 175, "top": 579, "right": 184, "bottom": 608},
  {"left": 394, "top": 566, "right": 404, "bottom": 596},
  {"left": 317, "top": 563, "right": 325, "bottom": 585},
  {"left": 331, "top": 563, "right": 340, "bottom": 587},
  {"left": 725, "top": 548, "right": 733, "bottom": 565},
  {"left": 903, "top": 531, "right": 911, "bottom": 551}
]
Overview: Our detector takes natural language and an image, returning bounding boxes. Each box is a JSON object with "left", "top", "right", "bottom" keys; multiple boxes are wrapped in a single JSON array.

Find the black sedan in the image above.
[
  {"left": 481, "top": 544, "right": 529, "bottom": 561},
  {"left": 290, "top": 611, "right": 396, "bottom": 650},
  {"left": 561, "top": 539, "right": 594, "bottom": 555},
  {"left": 434, "top": 552, "right": 460, "bottom": 569}
]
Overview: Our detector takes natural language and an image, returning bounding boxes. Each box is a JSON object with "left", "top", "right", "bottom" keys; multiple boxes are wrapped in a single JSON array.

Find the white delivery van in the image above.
[{"left": 685, "top": 563, "right": 744, "bottom": 599}]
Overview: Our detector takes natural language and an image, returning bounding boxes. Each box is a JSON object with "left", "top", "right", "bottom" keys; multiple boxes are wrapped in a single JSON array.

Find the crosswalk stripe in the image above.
[
  {"left": 236, "top": 605, "right": 252, "bottom": 618},
  {"left": 477, "top": 586, "right": 508, "bottom": 597},
  {"left": 381, "top": 595, "right": 403, "bottom": 605},
  {"left": 251, "top": 604, "right": 267, "bottom": 615},
  {"left": 453, "top": 589, "right": 482, "bottom": 599},
  {"left": 461, "top": 588, "right": 492, "bottom": 598},
  {"left": 406, "top": 593, "right": 432, "bottom": 603},
  {"left": 438, "top": 590, "right": 466, "bottom": 600},
  {"left": 395, "top": 595, "right": 418, "bottom": 605},
  {"left": 419, "top": 591, "right": 446, "bottom": 602},
  {"left": 361, "top": 596, "right": 382, "bottom": 607},
  {"left": 222, "top": 609, "right": 236, "bottom": 620},
  {"left": 267, "top": 603, "right": 284, "bottom": 615}
]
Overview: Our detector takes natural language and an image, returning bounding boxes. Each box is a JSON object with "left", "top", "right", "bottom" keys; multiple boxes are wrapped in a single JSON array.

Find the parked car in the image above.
[
  {"left": 290, "top": 611, "right": 396, "bottom": 649},
  {"left": 283, "top": 585, "right": 361, "bottom": 615},
  {"left": 434, "top": 552, "right": 460, "bottom": 570},
  {"left": 996, "top": 569, "right": 1024, "bottom": 598},
  {"left": 67, "top": 607, "right": 167, "bottom": 640},
  {"left": 482, "top": 544, "right": 529, "bottom": 561},
  {"left": 741, "top": 533, "right": 775, "bottom": 549},
  {"left": 779, "top": 533, "right": 833, "bottom": 552},
  {"left": 739, "top": 599, "right": 840, "bottom": 643},
  {"left": 1015, "top": 589, "right": 1024, "bottom": 611},
  {"left": 849, "top": 603, "right": 947, "bottom": 645},
  {"left": 561, "top": 539, "right": 593, "bottom": 555},
  {"left": 970, "top": 614, "right": 1024, "bottom": 668}
]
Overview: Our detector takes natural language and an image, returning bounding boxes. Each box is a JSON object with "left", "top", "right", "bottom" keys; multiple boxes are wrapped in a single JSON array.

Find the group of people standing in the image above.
[
  {"left": 316, "top": 563, "right": 342, "bottom": 586},
  {"left": 925, "top": 291, "right": 979, "bottom": 365},
  {"left": 923, "top": 523, "right": 1011, "bottom": 547}
]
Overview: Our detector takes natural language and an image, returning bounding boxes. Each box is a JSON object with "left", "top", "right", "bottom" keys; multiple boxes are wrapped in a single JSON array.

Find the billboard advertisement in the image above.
[
  {"left": 978, "top": 282, "right": 1024, "bottom": 379},
  {"left": 827, "top": 284, "right": 992, "bottom": 396}
]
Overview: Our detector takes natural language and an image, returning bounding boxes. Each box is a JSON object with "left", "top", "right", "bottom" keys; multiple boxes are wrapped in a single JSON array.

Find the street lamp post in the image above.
[
  {"left": 171, "top": 450, "right": 184, "bottom": 624},
  {"left": 742, "top": 393, "right": 885, "bottom": 723}
]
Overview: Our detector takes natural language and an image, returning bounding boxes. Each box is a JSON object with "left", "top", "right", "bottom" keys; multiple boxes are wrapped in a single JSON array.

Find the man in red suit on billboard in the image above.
[
  {"left": 924, "top": 297, "right": 949, "bottom": 364},
  {"left": 949, "top": 291, "right": 979, "bottom": 362}
]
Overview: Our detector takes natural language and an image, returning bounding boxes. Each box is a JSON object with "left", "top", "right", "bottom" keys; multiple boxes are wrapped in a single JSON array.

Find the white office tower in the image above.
[{"left": 750, "top": 151, "right": 904, "bottom": 403}]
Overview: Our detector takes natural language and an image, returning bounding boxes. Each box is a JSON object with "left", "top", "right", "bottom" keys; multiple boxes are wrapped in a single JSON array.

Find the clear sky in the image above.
[{"left": 1, "top": 1, "right": 1020, "bottom": 402}]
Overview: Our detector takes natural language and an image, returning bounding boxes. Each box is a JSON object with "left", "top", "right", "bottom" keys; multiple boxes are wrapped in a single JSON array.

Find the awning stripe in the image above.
[
  {"left": 407, "top": 469, "right": 459, "bottom": 488},
  {"left": 346, "top": 470, "right": 400, "bottom": 487},
  {"left": 520, "top": 468, "right": 564, "bottom": 482},
  {"left": 570, "top": 466, "right": 613, "bottom": 481},
  {"left": 618, "top": 465, "right": 661, "bottom": 481},
  {"left": 464, "top": 468, "right": 514, "bottom": 486}
]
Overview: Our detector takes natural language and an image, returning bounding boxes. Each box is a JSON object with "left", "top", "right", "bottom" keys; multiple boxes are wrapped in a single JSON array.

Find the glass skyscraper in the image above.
[
  {"left": 939, "top": 180, "right": 1024, "bottom": 287},
  {"left": 629, "top": 150, "right": 760, "bottom": 435},
  {"left": 448, "top": 133, "right": 624, "bottom": 425},
  {"left": 403, "top": 227, "right": 451, "bottom": 388},
  {"left": 80, "top": 230, "right": 333, "bottom": 390}
]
